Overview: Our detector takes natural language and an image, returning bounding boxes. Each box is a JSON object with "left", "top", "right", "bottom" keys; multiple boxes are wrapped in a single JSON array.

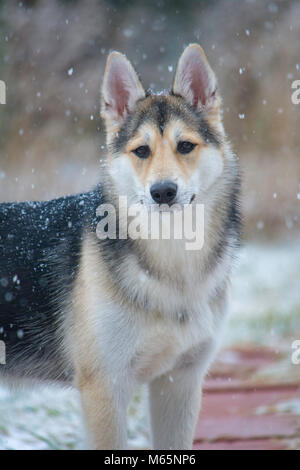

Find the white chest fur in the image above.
[
  {"left": 89, "top": 238, "right": 230, "bottom": 385},
  {"left": 72, "top": 234, "right": 230, "bottom": 389}
]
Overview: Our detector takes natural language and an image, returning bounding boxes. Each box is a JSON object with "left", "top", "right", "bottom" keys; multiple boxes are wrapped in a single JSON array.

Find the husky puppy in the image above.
[{"left": 0, "top": 44, "right": 240, "bottom": 449}]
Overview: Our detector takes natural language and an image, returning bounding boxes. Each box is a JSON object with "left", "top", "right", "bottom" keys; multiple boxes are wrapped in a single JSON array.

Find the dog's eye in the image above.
[
  {"left": 177, "top": 141, "right": 196, "bottom": 154},
  {"left": 133, "top": 145, "right": 151, "bottom": 159}
]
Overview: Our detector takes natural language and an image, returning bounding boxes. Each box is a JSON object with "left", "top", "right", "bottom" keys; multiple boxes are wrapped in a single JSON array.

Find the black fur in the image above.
[{"left": 0, "top": 188, "right": 103, "bottom": 381}]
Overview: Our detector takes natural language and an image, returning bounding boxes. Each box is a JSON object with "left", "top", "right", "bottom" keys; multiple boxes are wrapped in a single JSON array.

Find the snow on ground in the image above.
[
  {"left": 228, "top": 239, "right": 300, "bottom": 344},
  {"left": 0, "top": 240, "right": 299, "bottom": 449},
  {"left": 0, "top": 383, "right": 150, "bottom": 450}
]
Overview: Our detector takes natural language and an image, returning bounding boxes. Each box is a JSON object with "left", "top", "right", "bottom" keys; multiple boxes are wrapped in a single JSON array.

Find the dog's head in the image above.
[{"left": 101, "top": 44, "right": 226, "bottom": 209}]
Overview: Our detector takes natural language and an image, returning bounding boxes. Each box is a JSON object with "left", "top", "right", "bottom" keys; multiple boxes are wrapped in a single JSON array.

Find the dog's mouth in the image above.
[{"left": 141, "top": 194, "right": 196, "bottom": 208}]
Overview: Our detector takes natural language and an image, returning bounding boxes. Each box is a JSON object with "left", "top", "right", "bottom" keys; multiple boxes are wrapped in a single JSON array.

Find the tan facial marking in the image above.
[{"left": 124, "top": 119, "right": 208, "bottom": 187}]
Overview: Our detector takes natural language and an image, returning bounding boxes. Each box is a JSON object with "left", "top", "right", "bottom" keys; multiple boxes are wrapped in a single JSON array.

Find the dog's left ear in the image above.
[
  {"left": 172, "top": 44, "right": 219, "bottom": 112},
  {"left": 101, "top": 51, "right": 145, "bottom": 132}
]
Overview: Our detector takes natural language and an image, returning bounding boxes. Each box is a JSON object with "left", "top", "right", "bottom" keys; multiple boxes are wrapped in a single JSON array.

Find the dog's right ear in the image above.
[{"left": 101, "top": 52, "right": 145, "bottom": 133}]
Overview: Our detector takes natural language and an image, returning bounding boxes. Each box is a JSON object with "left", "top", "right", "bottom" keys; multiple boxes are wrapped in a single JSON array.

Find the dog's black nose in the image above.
[{"left": 150, "top": 181, "right": 178, "bottom": 205}]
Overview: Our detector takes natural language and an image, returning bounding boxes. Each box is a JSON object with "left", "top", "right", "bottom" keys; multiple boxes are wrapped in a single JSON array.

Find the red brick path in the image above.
[{"left": 193, "top": 346, "right": 300, "bottom": 450}]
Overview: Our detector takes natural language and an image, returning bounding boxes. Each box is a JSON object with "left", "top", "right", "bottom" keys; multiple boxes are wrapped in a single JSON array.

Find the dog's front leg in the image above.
[
  {"left": 149, "top": 369, "right": 202, "bottom": 450},
  {"left": 149, "top": 341, "right": 217, "bottom": 450},
  {"left": 77, "top": 369, "right": 129, "bottom": 450}
]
